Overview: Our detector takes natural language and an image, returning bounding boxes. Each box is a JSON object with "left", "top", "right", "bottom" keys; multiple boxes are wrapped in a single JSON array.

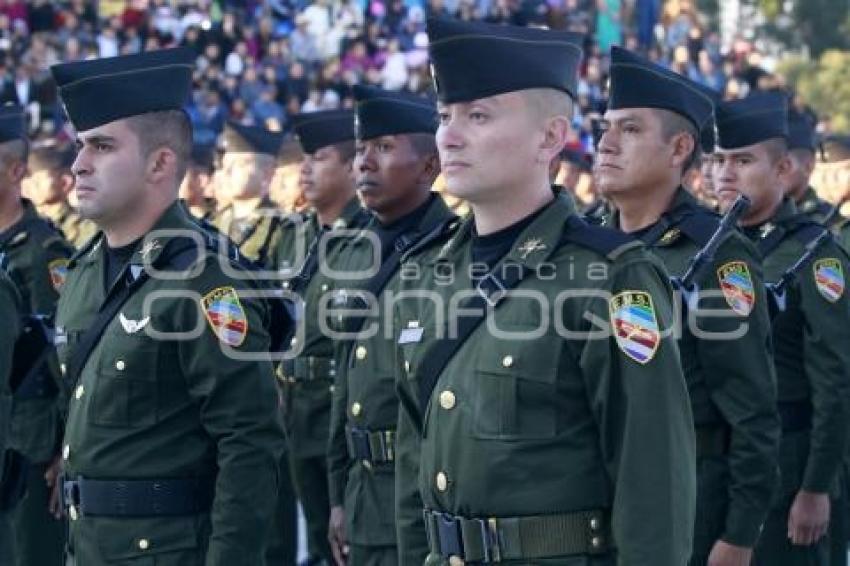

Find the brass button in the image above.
[
  {"left": 68, "top": 505, "right": 78, "bottom": 521},
  {"left": 74, "top": 385, "right": 84, "bottom": 400},
  {"left": 404, "top": 360, "right": 410, "bottom": 373},
  {"left": 435, "top": 471, "right": 448, "bottom": 492},
  {"left": 591, "top": 536, "right": 602, "bottom": 548},
  {"left": 138, "top": 539, "right": 150, "bottom": 550},
  {"left": 439, "top": 390, "right": 456, "bottom": 410},
  {"left": 449, "top": 556, "right": 465, "bottom": 566},
  {"left": 115, "top": 360, "right": 126, "bottom": 371},
  {"left": 351, "top": 402, "right": 362, "bottom": 417},
  {"left": 60, "top": 363, "right": 67, "bottom": 376},
  {"left": 355, "top": 346, "right": 367, "bottom": 360},
  {"left": 321, "top": 283, "right": 329, "bottom": 292},
  {"left": 362, "top": 460, "right": 373, "bottom": 471},
  {"left": 62, "top": 445, "right": 70, "bottom": 460},
  {"left": 590, "top": 518, "right": 600, "bottom": 531},
  {"left": 501, "top": 355, "right": 514, "bottom": 368},
  {"left": 290, "top": 336, "right": 297, "bottom": 347},
  {"left": 282, "top": 281, "right": 290, "bottom": 289},
  {"left": 329, "top": 385, "right": 335, "bottom": 394}
]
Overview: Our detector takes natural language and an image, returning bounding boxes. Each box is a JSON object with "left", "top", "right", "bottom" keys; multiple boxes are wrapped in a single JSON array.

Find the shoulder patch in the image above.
[
  {"left": 717, "top": 261, "right": 755, "bottom": 316},
  {"left": 814, "top": 258, "right": 844, "bottom": 302},
  {"left": 609, "top": 291, "right": 660, "bottom": 365},
  {"left": 201, "top": 286, "right": 248, "bottom": 346},
  {"left": 48, "top": 258, "right": 70, "bottom": 291}
]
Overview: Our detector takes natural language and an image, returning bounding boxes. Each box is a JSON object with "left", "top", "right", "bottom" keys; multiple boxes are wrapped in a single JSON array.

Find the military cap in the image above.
[
  {"left": 51, "top": 47, "right": 194, "bottom": 132},
  {"left": 29, "top": 143, "right": 75, "bottom": 172},
  {"left": 352, "top": 85, "right": 436, "bottom": 141},
  {"left": 290, "top": 110, "right": 355, "bottom": 154},
  {"left": 427, "top": 17, "right": 583, "bottom": 103},
  {"left": 787, "top": 109, "right": 816, "bottom": 152},
  {"left": 0, "top": 104, "right": 26, "bottom": 143},
  {"left": 716, "top": 92, "right": 788, "bottom": 150},
  {"left": 821, "top": 135, "right": 850, "bottom": 163},
  {"left": 223, "top": 122, "right": 285, "bottom": 156},
  {"left": 189, "top": 143, "right": 215, "bottom": 172},
  {"left": 608, "top": 47, "right": 715, "bottom": 142}
]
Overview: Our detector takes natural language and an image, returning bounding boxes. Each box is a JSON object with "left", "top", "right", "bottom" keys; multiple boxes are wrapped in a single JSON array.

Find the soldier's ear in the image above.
[
  {"left": 539, "top": 115, "right": 571, "bottom": 164},
  {"left": 148, "top": 147, "right": 177, "bottom": 183},
  {"left": 670, "top": 131, "right": 696, "bottom": 170},
  {"left": 419, "top": 151, "right": 440, "bottom": 186}
]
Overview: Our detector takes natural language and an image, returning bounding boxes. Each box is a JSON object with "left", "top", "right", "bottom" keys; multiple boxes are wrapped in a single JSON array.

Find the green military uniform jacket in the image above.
[
  {"left": 607, "top": 188, "right": 780, "bottom": 547},
  {"left": 41, "top": 201, "right": 97, "bottom": 250},
  {"left": 55, "top": 201, "right": 285, "bottom": 565},
  {"left": 327, "top": 195, "right": 455, "bottom": 548},
  {"left": 212, "top": 197, "right": 287, "bottom": 265},
  {"left": 269, "top": 197, "right": 371, "bottom": 459},
  {"left": 394, "top": 192, "right": 696, "bottom": 565},
  {"left": 797, "top": 186, "right": 838, "bottom": 226},
  {"left": 186, "top": 197, "right": 218, "bottom": 223},
  {"left": 0, "top": 199, "right": 73, "bottom": 464},
  {"left": 744, "top": 198, "right": 850, "bottom": 499},
  {"left": 0, "top": 268, "right": 20, "bottom": 478}
]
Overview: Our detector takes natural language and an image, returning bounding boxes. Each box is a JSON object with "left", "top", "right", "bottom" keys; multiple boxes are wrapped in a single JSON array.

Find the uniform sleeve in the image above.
[
  {"left": 798, "top": 242, "right": 850, "bottom": 493},
  {"left": 28, "top": 234, "right": 74, "bottom": 314},
  {"left": 576, "top": 252, "right": 696, "bottom": 566},
  {"left": 176, "top": 259, "right": 287, "bottom": 566},
  {"left": 393, "top": 330, "right": 430, "bottom": 566},
  {"left": 327, "top": 338, "right": 351, "bottom": 507},
  {"left": 695, "top": 238, "right": 780, "bottom": 546}
]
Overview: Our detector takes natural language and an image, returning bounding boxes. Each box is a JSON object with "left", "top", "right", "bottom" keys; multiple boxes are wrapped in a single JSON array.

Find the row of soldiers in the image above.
[{"left": 3, "top": 15, "right": 850, "bottom": 566}]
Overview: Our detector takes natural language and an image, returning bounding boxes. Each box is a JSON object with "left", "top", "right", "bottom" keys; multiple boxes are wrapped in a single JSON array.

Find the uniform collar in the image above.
[
  {"left": 331, "top": 196, "right": 368, "bottom": 230},
  {"left": 607, "top": 186, "right": 694, "bottom": 244},
  {"left": 437, "top": 188, "right": 576, "bottom": 270}
]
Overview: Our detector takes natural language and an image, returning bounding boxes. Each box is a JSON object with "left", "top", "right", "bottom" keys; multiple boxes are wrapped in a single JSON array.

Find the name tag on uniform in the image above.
[
  {"left": 54, "top": 326, "right": 67, "bottom": 346},
  {"left": 398, "top": 327, "right": 424, "bottom": 344}
]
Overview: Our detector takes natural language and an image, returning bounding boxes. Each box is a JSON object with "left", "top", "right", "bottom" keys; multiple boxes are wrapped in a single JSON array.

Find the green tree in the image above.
[
  {"left": 779, "top": 50, "right": 850, "bottom": 132},
  {"left": 756, "top": 0, "right": 850, "bottom": 57}
]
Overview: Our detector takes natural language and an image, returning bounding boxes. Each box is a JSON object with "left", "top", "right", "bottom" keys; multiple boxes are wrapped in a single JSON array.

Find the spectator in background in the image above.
[
  {"left": 597, "top": 0, "right": 622, "bottom": 52},
  {"left": 290, "top": 15, "right": 321, "bottom": 63},
  {"left": 188, "top": 89, "right": 228, "bottom": 147},
  {"left": 380, "top": 37, "right": 408, "bottom": 90},
  {"left": 253, "top": 85, "right": 286, "bottom": 127}
]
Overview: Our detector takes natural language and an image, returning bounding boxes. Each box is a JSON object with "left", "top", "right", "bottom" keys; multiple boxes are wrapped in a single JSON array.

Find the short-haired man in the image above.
[
  {"left": 393, "top": 17, "right": 695, "bottom": 565},
  {"left": 714, "top": 92, "right": 850, "bottom": 566},
  {"left": 50, "top": 47, "right": 286, "bottom": 566}
]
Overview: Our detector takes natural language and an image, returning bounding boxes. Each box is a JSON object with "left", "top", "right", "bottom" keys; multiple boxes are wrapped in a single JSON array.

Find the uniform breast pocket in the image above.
[
  {"left": 472, "top": 332, "right": 561, "bottom": 441},
  {"left": 89, "top": 336, "right": 159, "bottom": 428}
]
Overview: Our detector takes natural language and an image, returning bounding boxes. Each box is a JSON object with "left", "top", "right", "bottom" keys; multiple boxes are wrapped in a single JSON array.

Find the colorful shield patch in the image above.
[
  {"left": 717, "top": 261, "right": 755, "bottom": 316},
  {"left": 609, "top": 291, "right": 661, "bottom": 365},
  {"left": 202, "top": 286, "right": 248, "bottom": 346},
  {"left": 814, "top": 258, "right": 845, "bottom": 302},
  {"left": 48, "top": 259, "right": 69, "bottom": 291}
]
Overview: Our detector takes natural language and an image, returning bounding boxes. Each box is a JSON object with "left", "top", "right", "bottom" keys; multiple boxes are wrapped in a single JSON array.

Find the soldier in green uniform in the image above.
[
  {"left": 595, "top": 47, "right": 780, "bottom": 566},
  {"left": 393, "top": 17, "right": 696, "bottom": 566},
  {"left": 179, "top": 143, "right": 218, "bottom": 222},
  {"left": 785, "top": 111, "right": 837, "bottom": 227},
  {"left": 0, "top": 265, "right": 21, "bottom": 566},
  {"left": 0, "top": 104, "right": 72, "bottom": 566},
  {"left": 24, "top": 142, "right": 97, "bottom": 248},
  {"left": 50, "top": 47, "right": 286, "bottom": 565},
  {"left": 713, "top": 92, "right": 850, "bottom": 566},
  {"left": 269, "top": 109, "right": 370, "bottom": 566},
  {"left": 325, "top": 85, "right": 451, "bottom": 566},
  {"left": 213, "top": 122, "right": 288, "bottom": 265}
]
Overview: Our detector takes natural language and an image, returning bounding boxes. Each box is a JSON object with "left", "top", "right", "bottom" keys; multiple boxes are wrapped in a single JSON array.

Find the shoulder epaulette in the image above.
[
  {"left": 562, "top": 216, "right": 642, "bottom": 260},
  {"left": 676, "top": 209, "right": 720, "bottom": 248},
  {"left": 69, "top": 232, "right": 103, "bottom": 263},
  {"left": 402, "top": 216, "right": 461, "bottom": 261}
]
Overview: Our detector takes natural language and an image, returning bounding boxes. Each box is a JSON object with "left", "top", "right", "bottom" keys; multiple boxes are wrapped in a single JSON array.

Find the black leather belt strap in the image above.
[{"left": 60, "top": 476, "right": 214, "bottom": 518}]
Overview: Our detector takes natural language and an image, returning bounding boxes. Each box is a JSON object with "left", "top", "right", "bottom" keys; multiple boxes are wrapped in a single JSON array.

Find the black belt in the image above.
[
  {"left": 696, "top": 426, "right": 729, "bottom": 458},
  {"left": 346, "top": 426, "right": 394, "bottom": 467},
  {"left": 60, "top": 476, "right": 214, "bottom": 518},
  {"left": 778, "top": 400, "right": 812, "bottom": 432},
  {"left": 279, "top": 356, "right": 336, "bottom": 383},
  {"left": 424, "top": 508, "right": 611, "bottom": 563}
]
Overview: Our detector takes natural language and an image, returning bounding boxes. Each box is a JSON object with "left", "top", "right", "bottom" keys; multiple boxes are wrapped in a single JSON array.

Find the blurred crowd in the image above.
[{"left": 0, "top": 0, "right": 823, "bottom": 158}]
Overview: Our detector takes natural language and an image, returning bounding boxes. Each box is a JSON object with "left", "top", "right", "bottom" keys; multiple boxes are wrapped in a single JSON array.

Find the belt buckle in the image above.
[
  {"left": 475, "top": 273, "right": 506, "bottom": 307},
  {"left": 475, "top": 517, "right": 502, "bottom": 563},
  {"left": 436, "top": 512, "right": 463, "bottom": 560},
  {"left": 62, "top": 478, "right": 82, "bottom": 519}
]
